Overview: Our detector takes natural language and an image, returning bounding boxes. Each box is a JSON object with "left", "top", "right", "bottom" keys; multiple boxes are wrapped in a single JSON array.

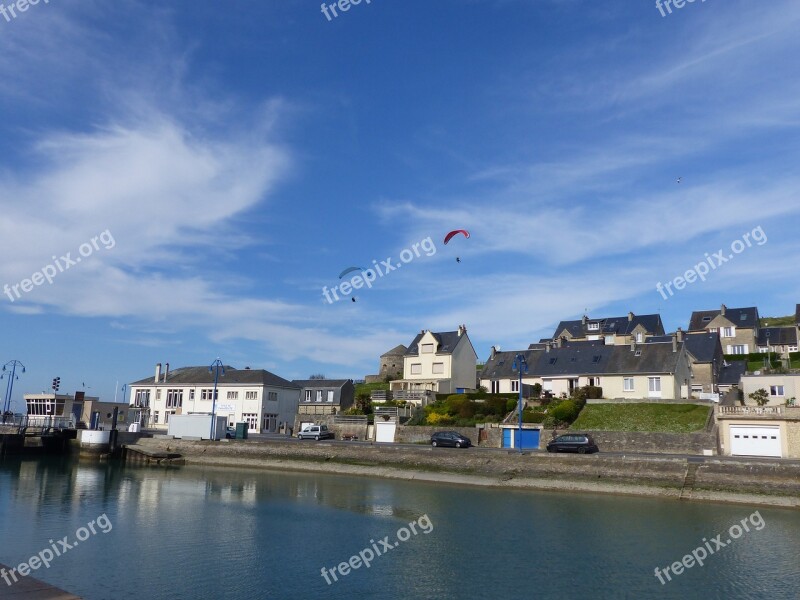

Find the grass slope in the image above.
[{"left": 571, "top": 403, "right": 710, "bottom": 433}]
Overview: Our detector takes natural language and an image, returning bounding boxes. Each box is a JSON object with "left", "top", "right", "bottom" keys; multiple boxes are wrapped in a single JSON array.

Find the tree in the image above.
[
  {"left": 749, "top": 388, "right": 769, "bottom": 407},
  {"left": 309, "top": 374, "right": 326, "bottom": 380},
  {"left": 355, "top": 392, "right": 372, "bottom": 414}
]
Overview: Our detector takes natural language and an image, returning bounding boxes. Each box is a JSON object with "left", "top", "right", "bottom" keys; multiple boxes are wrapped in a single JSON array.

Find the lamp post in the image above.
[
  {"left": 2, "top": 360, "right": 26, "bottom": 417},
  {"left": 209, "top": 358, "right": 225, "bottom": 440},
  {"left": 512, "top": 353, "right": 528, "bottom": 453}
]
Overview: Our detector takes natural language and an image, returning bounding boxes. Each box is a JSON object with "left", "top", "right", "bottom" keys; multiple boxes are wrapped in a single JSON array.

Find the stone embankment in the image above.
[{"left": 130, "top": 438, "right": 800, "bottom": 508}]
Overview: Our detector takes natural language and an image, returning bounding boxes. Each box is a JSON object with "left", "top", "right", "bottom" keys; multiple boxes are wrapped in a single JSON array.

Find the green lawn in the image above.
[
  {"left": 354, "top": 381, "right": 390, "bottom": 396},
  {"left": 571, "top": 403, "right": 711, "bottom": 433}
]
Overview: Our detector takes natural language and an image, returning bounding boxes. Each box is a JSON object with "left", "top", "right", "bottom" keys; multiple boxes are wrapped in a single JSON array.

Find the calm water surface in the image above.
[{"left": 0, "top": 457, "right": 798, "bottom": 599}]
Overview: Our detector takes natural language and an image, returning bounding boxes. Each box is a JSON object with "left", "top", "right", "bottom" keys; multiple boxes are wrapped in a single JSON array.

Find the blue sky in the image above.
[{"left": 1, "top": 0, "right": 799, "bottom": 408}]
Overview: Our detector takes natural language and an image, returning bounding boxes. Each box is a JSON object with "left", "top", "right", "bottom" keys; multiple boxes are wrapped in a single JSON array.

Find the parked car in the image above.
[
  {"left": 225, "top": 426, "right": 236, "bottom": 439},
  {"left": 297, "top": 424, "right": 334, "bottom": 440},
  {"left": 430, "top": 431, "right": 472, "bottom": 448},
  {"left": 546, "top": 433, "right": 599, "bottom": 454}
]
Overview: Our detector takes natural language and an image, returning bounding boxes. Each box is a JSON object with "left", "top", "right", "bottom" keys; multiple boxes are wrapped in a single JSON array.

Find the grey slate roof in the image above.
[
  {"left": 406, "top": 331, "right": 464, "bottom": 355},
  {"left": 130, "top": 366, "right": 299, "bottom": 388},
  {"left": 688, "top": 306, "right": 759, "bottom": 331},
  {"left": 551, "top": 313, "right": 664, "bottom": 340},
  {"left": 796, "top": 304, "right": 800, "bottom": 326},
  {"left": 480, "top": 350, "right": 541, "bottom": 380},
  {"left": 292, "top": 379, "right": 351, "bottom": 389},
  {"left": 757, "top": 327, "right": 798, "bottom": 346},
  {"left": 719, "top": 361, "right": 746, "bottom": 386},
  {"left": 482, "top": 340, "right": 683, "bottom": 378},
  {"left": 683, "top": 333, "right": 721, "bottom": 363}
]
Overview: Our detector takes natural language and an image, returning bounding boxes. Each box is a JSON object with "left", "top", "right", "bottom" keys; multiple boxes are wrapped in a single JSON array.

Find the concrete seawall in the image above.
[{"left": 131, "top": 438, "right": 800, "bottom": 508}]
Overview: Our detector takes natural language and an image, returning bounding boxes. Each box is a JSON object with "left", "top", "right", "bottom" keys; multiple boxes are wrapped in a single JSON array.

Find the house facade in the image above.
[
  {"left": 24, "top": 392, "right": 128, "bottom": 429},
  {"left": 741, "top": 374, "right": 800, "bottom": 407},
  {"left": 480, "top": 336, "right": 692, "bottom": 401},
  {"left": 293, "top": 379, "right": 355, "bottom": 417},
  {"left": 550, "top": 312, "right": 664, "bottom": 345},
  {"left": 688, "top": 304, "right": 759, "bottom": 355},
  {"left": 681, "top": 330, "right": 724, "bottom": 395},
  {"left": 390, "top": 325, "right": 478, "bottom": 400},
  {"left": 756, "top": 326, "right": 798, "bottom": 358},
  {"left": 129, "top": 363, "right": 300, "bottom": 434}
]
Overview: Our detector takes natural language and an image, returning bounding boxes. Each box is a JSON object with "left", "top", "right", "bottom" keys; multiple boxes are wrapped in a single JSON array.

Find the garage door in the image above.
[
  {"left": 375, "top": 421, "right": 396, "bottom": 443},
  {"left": 730, "top": 426, "right": 781, "bottom": 457}
]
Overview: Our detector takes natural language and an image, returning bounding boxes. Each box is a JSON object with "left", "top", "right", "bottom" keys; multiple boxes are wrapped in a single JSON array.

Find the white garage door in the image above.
[
  {"left": 730, "top": 426, "right": 781, "bottom": 457},
  {"left": 375, "top": 421, "right": 396, "bottom": 443}
]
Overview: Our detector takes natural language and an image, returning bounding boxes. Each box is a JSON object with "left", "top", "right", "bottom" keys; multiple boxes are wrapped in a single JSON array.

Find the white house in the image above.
[
  {"left": 389, "top": 325, "right": 478, "bottom": 401},
  {"left": 128, "top": 363, "right": 300, "bottom": 434}
]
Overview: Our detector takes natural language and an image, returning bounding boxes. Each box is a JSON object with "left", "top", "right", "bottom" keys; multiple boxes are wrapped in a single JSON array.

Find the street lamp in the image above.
[
  {"left": 209, "top": 358, "right": 225, "bottom": 440},
  {"left": 512, "top": 353, "right": 528, "bottom": 453},
  {"left": 2, "top": 360, "right": 26, "bottom": 416}
]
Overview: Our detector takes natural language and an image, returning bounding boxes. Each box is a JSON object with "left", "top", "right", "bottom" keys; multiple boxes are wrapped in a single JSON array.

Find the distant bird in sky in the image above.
[
  {"left": 676, "top": 177, "right": 682, "bottom": 183},
  {"left": 456, "top": 257, "right": 461, "bottom": 263},
  {"left": 351, "top": 297, "right": 356, "bottom": 303}
]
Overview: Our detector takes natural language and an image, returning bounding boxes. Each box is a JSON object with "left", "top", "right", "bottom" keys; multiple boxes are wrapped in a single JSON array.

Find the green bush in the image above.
[
  {"left": 523, "top": 411, "right": 547, "bottom": 423},
  {"left": 550, "top": 400, "right": 580, "bottom": 425},
  {"left": 531, "top": 383, "right": 543, "bottom": 398},
  {"left": 505, "top": 399, "right": 517, "bottom": 413}
]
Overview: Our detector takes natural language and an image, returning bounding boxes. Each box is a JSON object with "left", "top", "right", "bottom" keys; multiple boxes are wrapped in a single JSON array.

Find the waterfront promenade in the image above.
[{"left": 0, "top": 563, "right": 81, "bottom": 599}]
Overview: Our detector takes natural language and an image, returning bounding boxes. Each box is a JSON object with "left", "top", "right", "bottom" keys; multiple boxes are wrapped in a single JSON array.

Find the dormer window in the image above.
[
  {"left": 636, "top": 332, "right": 643, "bottom": 343},
  {"left": 740, "top": 314, "right": 747, "bottom": 321},
  {"left": 635, "top": 349, "right": 642, "bottom": 357},
  {"left": 702, "top": 316, "right": 712, "bottom": 322},
  {"left": 587, "top": 323, "right": 599, "bottom": 331},
  {"left": 421, "top": 343, "right": 434, "bottom": 353}
]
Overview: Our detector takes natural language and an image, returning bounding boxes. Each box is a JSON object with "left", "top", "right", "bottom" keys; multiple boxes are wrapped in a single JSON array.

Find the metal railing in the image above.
[
  {"left": 1, "top": 414, "right": 76, "bottom": 434},
  {"left": 717, "top": 405, "right": 783, "bottom": 416}
]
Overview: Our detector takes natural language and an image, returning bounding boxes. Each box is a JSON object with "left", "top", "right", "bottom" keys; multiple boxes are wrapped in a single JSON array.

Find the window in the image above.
[
  {"left": 648, "top": 377, "right": 662, "bottom": 392},
  {"left": 154, "top": 411, "right": 159, "bottom": 424},
  {"left": 491, "top": 380, "right": 500, "bottom": 393},
  {"left": 411, "top": 363, "right": 422, "bottom": 375},
  {"left": 790, "top": 345, "right": 799, "bottom": 352},
  {"left": 604, "top": 335, "right": 615, "bottom": 345},
  {"left": 770, "top": 385, "right": 785, "bottom": 397},
  {"left": 201, "top": 389, "right": 218, "bottom": 401},
  {"left": 269, "top": 391, "right": 278, "bottom": 402},
  {"left": 730, "top": 345, "right": 747, "bottom": 355},
  {"left": 226, "top": 391, "right": 239, "bottom": 400},
  {"left": 740, "top": 314, "right": 748, "bottom": 321},
  {"left": 592, "top": 355, "right": 601, "bottom": 363},
  {"left": 327, "top": 390, "right": 334, "bottom": 402},
  {"left": 304, "top": 390, "right": 312, "bottom": 402},
  {"left": 511, "top": 380, "right": 519, "bottom": 392},
  {"left": 156, "top": 389, "right": 161, "bottom": 400},
  {"left": 421, "top": 343, "right": 434, "bottom": 353},
  {"left": 587, "top": 323, "right": 599, "bottom": 331},
  {"left": 315, "top": 390, "right": 323, "bottom": 402},
  {"left": 135, "top": 390, "right": 151, "bottom": 407},
  {"left": 588, "top": 377, "right": 600, "bottom": 387},
  {"left": 635, "top": 349, "right": 642, "bottom": 357},
  {"left": 702, "top": 316, "right": 712, "bottom": 322},
  {"left": 549, "top": 357, "right": 557, "bottom": 365},
  {"left": 432, "top": 362, "right": 445, "bottom": 374},
  {"left": 166, "top": 389, "right": 183, "bottom": 409},
  {"left": 245, "top": 391, "right": 258, "bottom": 400},
  {"left": 242, "top": 413, "right": 258, "bottom": 431},
  {"left": 723, "top": 327, "right": 734, "bottom": 338},
  {"left": 636, "top": 332, "right": 643, "bottom": 343},
  {"left": 624, "top": 378, "right": 634, "bottom": 392},
  {"left": 189, "top": 389, "right": 195, "bottom": 401}
]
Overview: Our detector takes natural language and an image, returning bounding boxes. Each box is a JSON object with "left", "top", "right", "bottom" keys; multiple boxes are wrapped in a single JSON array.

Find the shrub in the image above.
[
  {"left": 550, "top": 400, "right": 580, "bottom": 425},
  {"left": 505, "top": 399, "right": 517, "bottom": 413},
  {"left": 427, "top": 412, "right": 455, "bottom": 426},
  {"left": 522, "top": 411, "right": 547, "bottom": 423},
  {"left": 445, "top": 394, "right": 475, "bottom": 418},
  {"left": 531, "top": 383, "right": 543, "bottom": 398},
  {"left": 749, "top": 388, "right": 769, "bottom": 407}
]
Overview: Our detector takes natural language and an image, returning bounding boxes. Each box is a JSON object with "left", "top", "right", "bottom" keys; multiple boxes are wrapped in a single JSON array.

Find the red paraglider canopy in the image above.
[{"left": 443, "top": 229, "right": 470, "bottom": 245}]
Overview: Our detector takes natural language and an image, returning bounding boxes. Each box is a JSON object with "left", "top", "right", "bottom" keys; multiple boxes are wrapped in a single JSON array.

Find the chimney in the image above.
[
  {"left": 581, "top": 315, "right": 587, "bottom": 325},
  {"left": 557, "top": 337, "right": 563, "bottom": 348},
  {"left": 154, "top": 363, "right": 162, "bottom": 383},
  {"left": 721, "top": 304, "right": 727, "bottom": 316},
  {"left": 546, "top": 343, "right": 550, "bottom": 353},
  {"left": 458, "top": 324, "right": 465, "bottom": 337},
  {"left": 677, "top": 327, "right": 684, "bottom": 342},
  {"left": 490, "top": 346, "right": 496, "bottom": 360},
  {"left": 163, "top": 363, "right": 170, "bottom": 382},
  {"left": 628, "top": 311, "right": 634, "bottom": 322},
  {"left": 672, "top": 333, "right": 678, "bottom": 353}
]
